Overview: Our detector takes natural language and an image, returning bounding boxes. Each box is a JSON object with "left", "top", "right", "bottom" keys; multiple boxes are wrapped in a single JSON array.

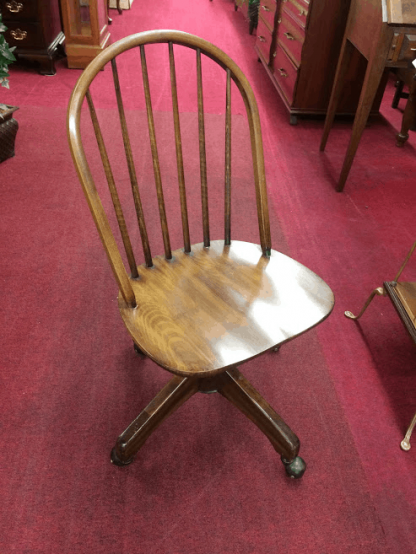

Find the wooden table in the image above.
[{"left": 320, "top": 0, "right": 416, "bottom": 192}]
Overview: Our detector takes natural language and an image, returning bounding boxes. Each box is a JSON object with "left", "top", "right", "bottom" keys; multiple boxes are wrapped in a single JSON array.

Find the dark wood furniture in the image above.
[
  {"left": 107, "top": 0, "right": 122, "bottom": 25},
  {"left": 0, "top": 0, "right": 64, "bottom": 75},
  {"left": 345, "top": 240, "right": 416, "bottom": 451},
  {"left": 67, "top": 30, "right": 334, "bottom": 478},
  {"left": 60, "top": 0, "right": 110, "bottom": 69},
  {"left": 255, "top": 0, "right": 386, "bottom": 125},
  {"left": 392, "top": 66, "right": 416, "bottom": 146},
  {"left": 320, "top": 0, "right": 416, "bottom": 192}
]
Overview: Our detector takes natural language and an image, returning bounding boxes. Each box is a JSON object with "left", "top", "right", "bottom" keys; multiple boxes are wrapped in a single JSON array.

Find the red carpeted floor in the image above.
[{"left": 1, "top": 1, "right": 416, "bottom": 553}]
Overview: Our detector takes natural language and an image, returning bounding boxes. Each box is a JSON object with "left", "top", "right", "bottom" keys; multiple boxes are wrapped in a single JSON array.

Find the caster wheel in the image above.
[
  {"left": 133, "top": 343, "right": 145, "bottom": 357},
  {"left": 110, "top": 447, "right": 135, "bottom": 467},
  {"left": 281, "top": 456, "right": 306, "bottom": 479}
]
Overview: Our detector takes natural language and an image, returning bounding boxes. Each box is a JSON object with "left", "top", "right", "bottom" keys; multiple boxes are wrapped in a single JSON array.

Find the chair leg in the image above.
[
  {"left": 111, "top": 376, "right": 198, "bottom": 466},
  {"left": 344, "top": 286, "right": 385, "bottom": 320},
  {"left": 401, "top": 411, "right": 416, "bottom": 451},
  {"left": 215, "top": 367, "right": 306, "bottom": 478}
]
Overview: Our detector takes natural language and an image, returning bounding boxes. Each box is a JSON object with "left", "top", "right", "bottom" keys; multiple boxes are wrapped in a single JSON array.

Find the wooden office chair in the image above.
[{"left": 67, "top": 30, "right": 334, "bottom": 479}]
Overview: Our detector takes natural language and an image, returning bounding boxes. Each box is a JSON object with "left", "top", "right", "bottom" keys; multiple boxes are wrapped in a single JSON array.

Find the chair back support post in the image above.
[
  {"left": 67, "top": 30, "right": 272, "bottom": 308},
  {"left": 67, "top": 108, "right": 137, "bottom": 307}
]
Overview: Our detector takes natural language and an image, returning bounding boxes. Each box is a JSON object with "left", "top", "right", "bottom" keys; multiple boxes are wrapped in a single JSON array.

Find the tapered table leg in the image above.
[
  {"left": 396, "top": 75, "right": 416, "bottom": 147},
  {"left": 336, "top": 38, "right": 392, "bottom": 192},
  {"left": 111, "top": 375, "right": 198, "bottom": 465},
  {"left": 320, "top": 38, "right": 355, "bottom": 152},
  {"left": 215, "top": 367, "right": 300, "bottom": 462}
]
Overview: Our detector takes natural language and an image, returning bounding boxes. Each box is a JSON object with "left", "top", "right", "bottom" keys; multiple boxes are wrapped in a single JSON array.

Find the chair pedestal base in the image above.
[{"left": 111, "top": 367, "right": 304, "bottom": 477}]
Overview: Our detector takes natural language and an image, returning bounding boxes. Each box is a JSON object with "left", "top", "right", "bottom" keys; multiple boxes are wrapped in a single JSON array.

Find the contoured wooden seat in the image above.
[{"left": 67, "top": 30, "right": 334, "bottom": 479}]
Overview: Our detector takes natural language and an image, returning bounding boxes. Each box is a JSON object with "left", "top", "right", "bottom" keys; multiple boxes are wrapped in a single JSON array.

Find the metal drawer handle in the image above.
[
  {"left": 10, "top": 29, "right": 27, "bottom": 40},
  {"left": 258, "top": 35, "right": 266, "bottom": 43},
  {"left": 284, "top": 32, "right": 295, "bottom": 40},
  {"left": 262, "top": 5, "right": 271, "bottom": 11},
  {"left": 278, "top": 68, "right": 288, "bottom": 77},
  {"left": 6, "top": 1, "right": 23, "bottom": 12}
]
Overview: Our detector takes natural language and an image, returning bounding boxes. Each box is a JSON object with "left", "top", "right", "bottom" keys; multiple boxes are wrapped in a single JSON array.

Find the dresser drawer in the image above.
[
  {"left": 0, "top": 0, "right": 37, "bottom": 21},
  {"left": 388, "top": 33, "right": 416, "bottom": 62},
  {"left": 277, "top": 13, "right": 304, "bottom": 66},
  {"left": 398, "top": 33, "right": 416, "bottom": 61},
  {"left": 256, "top": 16, "right": 273, "bottom": 63},
  {"left": 259, "top": 0, "right": 277, "bottom": 31},
  {"left": 5, "top": 22, "right": 44, "bottom": 49},
  {"left": 283, "top": 0, "right": 308, "bottom": 29},
  {"left": 272, "top": 45, "right": 297, "bottom": 104}
]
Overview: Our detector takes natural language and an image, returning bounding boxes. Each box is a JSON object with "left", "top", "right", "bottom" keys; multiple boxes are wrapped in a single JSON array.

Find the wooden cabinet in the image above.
[
  {"left": 0, "top": 0, "right": 64, "bottom": 75},
  {"left": 60, "top": 0, "right": 110, "bottom": 69},
  {"left": 255, "top": 0, "right": 385, "bottom": 123}
]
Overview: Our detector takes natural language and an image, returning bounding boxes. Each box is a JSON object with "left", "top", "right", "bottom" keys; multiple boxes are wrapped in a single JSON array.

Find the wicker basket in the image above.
[{"left": 0, "top": 105, "right": 19, "bottom": 163}]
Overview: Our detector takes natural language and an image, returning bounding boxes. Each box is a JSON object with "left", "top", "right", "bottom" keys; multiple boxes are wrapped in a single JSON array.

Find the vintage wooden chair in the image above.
[{"left": 67, "top": 30, "right": 334, "bottom": 479}]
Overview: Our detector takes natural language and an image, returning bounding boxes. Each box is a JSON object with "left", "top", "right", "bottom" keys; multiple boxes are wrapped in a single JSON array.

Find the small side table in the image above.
[{"left": 320, "top": 0, "right": 416, "bottom": 192}]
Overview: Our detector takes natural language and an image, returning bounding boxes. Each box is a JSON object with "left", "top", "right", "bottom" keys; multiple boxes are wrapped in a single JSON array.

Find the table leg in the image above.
[
  {"left": 336, "top": 43, "right": 391, "bottom": 192},
  {"left": 396, "top": 74, "right": 416, "bottom": 147},
  {"left": 320, "top": 38, "right": 355, "bottom": 152}
]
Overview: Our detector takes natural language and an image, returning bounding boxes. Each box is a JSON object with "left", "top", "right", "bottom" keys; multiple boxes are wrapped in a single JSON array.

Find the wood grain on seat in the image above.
[{"left": 119, "top": 240, "right": 334, "bottom": 376}]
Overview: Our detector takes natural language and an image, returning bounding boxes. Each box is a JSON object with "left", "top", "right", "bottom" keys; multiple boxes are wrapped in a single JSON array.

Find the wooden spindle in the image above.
[
  {"left": 169, "top": 42, "right": 191, "bottom": 254},
  {"left": 140, "top": 45, "right": 172, "bottom": 260},
  {"left": 111, "top": 58, "right": 153, "bottom": 267},
  {"left": 224, "top": 68, "right": 232, "bottom": 246},
  {"left": 86, "top": 90, "right": 139, "bottom": 278},
  {"left": 196, "top": 48, "right": 210, "bottom": 248}
]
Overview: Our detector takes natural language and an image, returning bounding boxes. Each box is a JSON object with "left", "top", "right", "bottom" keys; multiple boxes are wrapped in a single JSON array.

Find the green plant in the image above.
[{"left": 0, "top": 13, "right": 16, "bottom": 89}]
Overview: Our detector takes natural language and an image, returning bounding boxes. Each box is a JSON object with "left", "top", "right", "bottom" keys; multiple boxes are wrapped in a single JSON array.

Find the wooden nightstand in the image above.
[{"left": 0, "top": 0, "right": 65, "bottom": 75}]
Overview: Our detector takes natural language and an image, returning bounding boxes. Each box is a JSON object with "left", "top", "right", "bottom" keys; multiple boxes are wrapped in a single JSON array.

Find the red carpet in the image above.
[{"left": 1, "top": 0, "right": 416, "bottom": 552}]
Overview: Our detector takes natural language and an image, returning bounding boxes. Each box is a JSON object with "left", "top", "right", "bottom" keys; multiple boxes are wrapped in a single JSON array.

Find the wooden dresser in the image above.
[
  {"left": 0, "top": 0, "right": 64, "bottom": 75},
  {"left": 255, "top": 0, "right": 385, "bottom": 123}
]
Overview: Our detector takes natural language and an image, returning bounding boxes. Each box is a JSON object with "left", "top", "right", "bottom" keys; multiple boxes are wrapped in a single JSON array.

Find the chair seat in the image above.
[{"left": 119, "top": 241, "right": 334, "bottom": 377}]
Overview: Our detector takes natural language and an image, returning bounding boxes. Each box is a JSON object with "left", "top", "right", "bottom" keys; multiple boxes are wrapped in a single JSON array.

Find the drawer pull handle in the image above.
[
  {"left": 10, "top": 29, "right": 27, "bottom": 40},
  {"left": 284, "top": 32, "right": 295, "bottom": 40},
  {"left": 6, "top": 1, "right": 23, "bottom": 12},
  {"left": 258, "top": 35, "right": 266, "bottom": 43},
  {"left": 278, "top": 68, "right": 288, "bottom": 77},
  {"left": 262, "top": 5, "right": 271, "bottom": 11}
]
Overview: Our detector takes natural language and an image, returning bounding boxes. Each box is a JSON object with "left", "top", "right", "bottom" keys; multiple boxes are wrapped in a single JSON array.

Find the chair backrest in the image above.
[{"left": 67, "top": 30, "right": 271, "bottom": 308}]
